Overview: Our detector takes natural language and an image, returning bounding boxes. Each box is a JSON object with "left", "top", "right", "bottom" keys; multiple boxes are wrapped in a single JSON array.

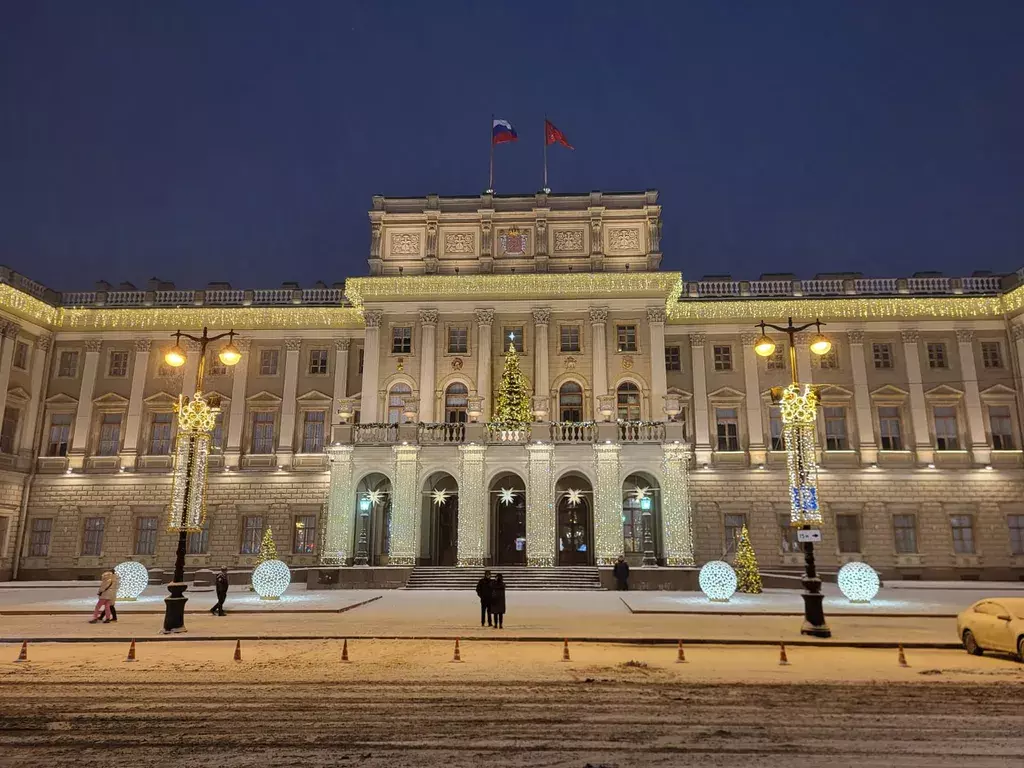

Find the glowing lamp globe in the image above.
[
  {"left": 809, "top": 333, "right": 832, "bottom": 356},
  {"left": 218, "top": 342, "right": 242, "bottom": 366},
  {"left": 164, "top": 345, "right": 187, "bottom": 368},
  {"left": 251, "top": 559, "right": 291, "bottom": 600},
  {"left": 837, "top": 561, "right": 880, "bottom": 603},
  {"left": 754, "top": 334, "right": 777, "bottom": 358},
  {"left": 114, "top": 561, "right": 149, "bottom": 601},
  {"left": 698, "top": 560, "right": 737, "bottom": 602}
]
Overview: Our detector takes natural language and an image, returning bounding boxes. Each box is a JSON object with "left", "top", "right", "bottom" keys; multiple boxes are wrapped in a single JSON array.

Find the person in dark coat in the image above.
[
  {"left": 613, "top": 555, "right": 630, "bottom": 591},
  {"left": 210, "top": 567, "right": 229, "bottom": 616},
  {"left": 475, "top": 570, "right": 493, "bottom": 627},
  {"left": 489, "top": 573, "right": 506, "bottom": 629}
]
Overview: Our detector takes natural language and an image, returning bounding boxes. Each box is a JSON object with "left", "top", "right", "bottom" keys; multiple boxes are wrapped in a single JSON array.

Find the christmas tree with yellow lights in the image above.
[
  {"left": 257, "top": 527, "right": 278, "bottom": 565},
  {"left": 494, "top": 335, "right": 532, "bottom": 426},
  {"left": 733, "top": 525, "right": 763, "bottom": 594}
]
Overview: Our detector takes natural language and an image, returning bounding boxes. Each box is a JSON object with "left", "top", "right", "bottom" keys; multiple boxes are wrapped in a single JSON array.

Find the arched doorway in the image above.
[
  {"left": 556, "top": 472, "right": 593, "bottom": 566},
  {"left": 491, "top": 472, "right": 526, "bottom": 566},
  {"left": 424, "top": 472, "right": 459, "bottom": 566},
  {"left": 354, "top": 473, "right": 392, "bottom": 565},
  {"left": 622, "top": 472, "right": 660, "bottom": 566}
]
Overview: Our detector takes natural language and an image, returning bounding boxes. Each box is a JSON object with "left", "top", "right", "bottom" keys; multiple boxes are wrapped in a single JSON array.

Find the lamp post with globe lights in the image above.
[
  {"left": 160, "top": 327, "right": 242, "bottom": 633},
  {"left": 754, "top": 317, "right": 833, "bottom": 638}
]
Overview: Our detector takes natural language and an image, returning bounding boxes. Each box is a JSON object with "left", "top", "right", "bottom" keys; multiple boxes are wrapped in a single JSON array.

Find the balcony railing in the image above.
[
  {"left": 487, "top": 423, "right": 531, "bottom": 444},
  {"left": 618, "top": 421, "right": 666, "bottom": 443},
  {"left": 687, "top": 274, "right": 1005, "bottom": 299},
  {"left": 550, "top": 421, "right": 597, "bottom": 443},
  {"left": 353, "top": 423, "right": 398, "bottom": 445},
  {"left": 418, "top": 422, "right": 466, "bottom": 444}
]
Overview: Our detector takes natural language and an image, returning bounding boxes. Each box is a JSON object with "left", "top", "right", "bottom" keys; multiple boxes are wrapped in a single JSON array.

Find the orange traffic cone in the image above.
[
  {"left": 778, "top": 643, "right": 790, "bottom": 666},
  {"left": 452, "top": 638, "right": 462, "bottom": 663},
  {"left": 14, "top": 641, "right": 27, "bottom": 663},
  {"left": 676, "top": 640, "right": 687, "bottom": 663},
  {"left": 341, "top": 639, "right": 349, "bottom": 662},
  {"left": 897, "top": 644, "right": 909, "bottom": 668},
  {"left": 233, "top": 640, "right": 242, "bottom": 662},
  {"left": 125, "top": 639, "right": 137, "bottom": 663},
  {"left": 561, "top": 638, "right": 571, "bottom": 662}
]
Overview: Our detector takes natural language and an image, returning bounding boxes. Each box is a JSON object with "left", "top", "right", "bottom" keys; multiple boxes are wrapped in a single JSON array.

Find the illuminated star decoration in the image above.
[
  {"left": 565, "top": 488, "right": 583, "bottom": 507},
  {"left": 431, "top": 488, "right": 451, "bottom": 506},
  {"left": 365, "top": 489, "right": 385, "bottom": 506},
  {"left": 632, "top": 486, "right": 650, "bottom": 502},
  {"left": 499, "top": 488, "right": 517, "bottom": 506}
]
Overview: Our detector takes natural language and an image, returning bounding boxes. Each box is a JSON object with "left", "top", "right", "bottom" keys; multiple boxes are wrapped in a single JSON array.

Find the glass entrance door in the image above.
[
  {"left": 557, "top": 499, "right": 591, "bottom": 565},
  {"left": 495, "top": 493, "right": 527, "bottom": 565}
]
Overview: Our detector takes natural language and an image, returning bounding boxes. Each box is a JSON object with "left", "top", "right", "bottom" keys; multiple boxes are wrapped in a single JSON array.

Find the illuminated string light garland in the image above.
[
  {"left": 323, "top": 445, "right": 355, "bottom": 565},
  {"left": 387, "top": 444, "right": 420, "bottom": 566},
  {"left": 526, "top": 443, "right": 555, "bottom": 567},
  {"left": 779, "top": 383, "right": 823, "bottom": 527},
  {"left": 837, "top": 562, "right": 880, "bottom": 603},
  {"left": 251, "top": 559, "right": 291, "bottom": 600},
  {"left": 456, "top": 444, "right": 486, "bottom": 567},
  {"left": 669, "top": 295, "right": 1006, "bottom": 323},
  {"left": 167, "top": 392, "right": 218, "bottom": 532},
  {"left": 661, "top": 443, "right": 694, "bottom": 566},
  {"left": 593, "top": 443, "right": 623, "bottom": 566},
  {"left": 114, "top": 561, "right": 149, "bottom": 600},
  {"left": 60, "top": 306, "right": 364, "bottom": 331}
]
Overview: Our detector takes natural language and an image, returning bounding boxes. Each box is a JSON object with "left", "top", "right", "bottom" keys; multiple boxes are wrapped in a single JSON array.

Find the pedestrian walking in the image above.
[
  {"left": 613, "top": 555, "right": 630, "bottom": 591},
  {"left": 105, "top": 570, "right": 120, "bottom": 623},
  {"left": 490, "top": 573, "right": 506, "bottom": 629},
  {"left": 210, "top": 567, "right": 229, "bottom": 616},
  {"left": 90, "top": 569, "right": 117, "bottom": 624},
  {"left": 475, "top": 570, "right": 493, "bottom": 627}
]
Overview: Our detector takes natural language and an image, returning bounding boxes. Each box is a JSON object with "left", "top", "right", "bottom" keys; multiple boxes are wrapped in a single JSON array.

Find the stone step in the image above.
[{"left": 404, "top": 566, "right": 604, "bottom": 591}]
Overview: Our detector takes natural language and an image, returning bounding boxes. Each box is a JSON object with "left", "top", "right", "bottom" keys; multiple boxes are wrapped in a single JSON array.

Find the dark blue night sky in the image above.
[{"left": 1, "top": 1, "right": 1022, "bottom": 291}]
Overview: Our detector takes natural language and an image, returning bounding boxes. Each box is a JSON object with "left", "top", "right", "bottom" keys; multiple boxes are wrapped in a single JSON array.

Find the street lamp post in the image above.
[
  {"left": 160, "top": 327, "right": 242, "bottom": 633},
  {"left": 754, "top": 317, "right": 832, "bottom": 638}
]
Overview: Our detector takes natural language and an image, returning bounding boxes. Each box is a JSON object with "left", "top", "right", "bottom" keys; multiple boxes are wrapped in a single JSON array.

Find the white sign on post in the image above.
[{"left": 797, "top": 529, "right": 822, "bottom": 543}]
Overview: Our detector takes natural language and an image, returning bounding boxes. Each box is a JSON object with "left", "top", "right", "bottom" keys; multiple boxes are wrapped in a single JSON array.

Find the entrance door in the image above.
[
  {"left": 436, "top": 497, "right": 458, "bottom": 566},
  {"left": 557, "top": 499, "right": 590, "bottom": 565},
  {"left": 495, "top": 494, "right": 527, "bottom": 565}
]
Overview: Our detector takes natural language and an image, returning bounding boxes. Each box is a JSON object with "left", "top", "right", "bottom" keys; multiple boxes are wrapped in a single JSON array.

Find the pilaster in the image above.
[
  {"left": 0, "top": 322, "right": 20, "bottom": 453},
  {"left": 793, "top": 332, "right": 814, "bottom": 384},
  {"left": 740, "top": 331, "right": 766, "bottom": 465},
  {"left": 689, "top": 333, "right": 712, "bottom": 464},
  {"left": 332, "top": 338, "right": 350, "bottom": 415},
  {"left": 593, "top": 442, "right": 622, "bottom": 565},
  {"left": 846, "top": 329, "right": 878, "bottom": 464},
  {"left": 19, "top": 332, "right": 50, "bottom": 456},
  {"left": 661, "top": 442, "right": 695, "bottom": 565},
  {"left": 182, "top": 338, "right": 202, "bottom": 399},
  {"left": 456, "top": 443, "right": 486, "bottom": 566},
  {"left": 277, "top": 338, "right": 302, "bottom": 467},
  {"left": 475, "top": 309, "right": 494, "bottom": 420},
  {"left": 360, "top": 310, "right": 383, "bottom": 423},
  {"left": 526, "top": 442, "right": 555, "bottom": 566},
  {"left": 387, "top": 443, "right": 420, "bottom": 565},
  {"left": 590, "top": 307, "right": 609, "bottom": 415},
  {"left": 322, "top": 444, "right": 355, "bottom": 565},
  {"left": 647, "top": 307, "right": 668, "bottom": 423},
  {"left": 121, "top": 337, "right": 152, "bottom": 464},
  {"left": 532, "top": 307, "right": 550, "bottom": 417},
  {"left": 224, "top": 337, "right": 252, "bottom": 469},
  {"left": 901, "top": 329, "right": 933, "bottom": 464},
  {"left": 418, "top": 309, "right": 438, "bottom": 422},
  {"left": 956, "top": 329, "right": 990, "bottom": 465},
  {"left": 69, "top": 338, "right": 103, "bottom": 469}
]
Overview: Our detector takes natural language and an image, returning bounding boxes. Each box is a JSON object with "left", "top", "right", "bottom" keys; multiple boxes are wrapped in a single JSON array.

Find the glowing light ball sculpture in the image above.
[
  {"left": 698, "top": 560, "right": 737, "bottom": 602},
  {"left": 114, "top": 561, "right": 149, "bottom": 601},
  {"left": 837, "top": 561, "right": 880, "bottom": 603},
  {"left": 251, "top": 559, "right": 291, "bottom": 600}
]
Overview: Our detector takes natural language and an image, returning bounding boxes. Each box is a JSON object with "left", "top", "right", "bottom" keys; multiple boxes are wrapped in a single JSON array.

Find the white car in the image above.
[{"left": 957, "top": 598, "right": 1024, "bottom": 660}]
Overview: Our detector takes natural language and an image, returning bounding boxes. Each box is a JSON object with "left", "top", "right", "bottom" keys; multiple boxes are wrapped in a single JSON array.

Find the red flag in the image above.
[{"left": 545, "top": 120, "right": 574, "bottom": 150}]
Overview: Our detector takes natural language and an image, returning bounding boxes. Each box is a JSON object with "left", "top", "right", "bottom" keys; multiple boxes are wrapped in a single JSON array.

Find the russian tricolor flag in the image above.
[{"left": 492, "top": 119, "right": 518, "bottom": 144}]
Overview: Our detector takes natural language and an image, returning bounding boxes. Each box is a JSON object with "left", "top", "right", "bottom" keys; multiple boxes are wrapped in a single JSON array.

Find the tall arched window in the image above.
[
  {"left": 616, "top": 382, "right": 641, "bottom": 421},
  {"left": 558, "top": 382, "right": 584, "bottom": 422},
  {"left": 387, "top": 383, "right": 412, "bottom": 424},
  {"left": 444, "top": 382, "right": 469, "bottom": 423}
]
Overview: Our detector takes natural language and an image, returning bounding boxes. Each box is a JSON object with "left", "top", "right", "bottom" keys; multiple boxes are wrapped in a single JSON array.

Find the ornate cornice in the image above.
[
  {"left": 134, "top": 338, "right": 152, "bottom": 353},
  {"left": 646, "top": 306, "right": 666, "bottom": 324},
  {"left": 689, "top": 333, "right": 706, "bottom": 348},
  {"left": 363, "top": 309, "right": 383, "bottom": 329}
]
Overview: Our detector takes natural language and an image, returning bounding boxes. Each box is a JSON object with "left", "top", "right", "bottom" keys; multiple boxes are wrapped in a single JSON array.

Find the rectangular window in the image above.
[
  {"left": 989, "top": 405, "right": 1014, "bottom": 450},
  {"left": 391, "top": 327, "right": 412, "bottom": 354},
  {"left": 186, "top": 519, "right": 209, "bottom": 555},
  {"left": 250, "top": 412, "right": 275, "bottom": 454},
  {"left": 665, "top": 345, "right": 681, "bottom": 371},
  {"left": 293, "top": 514, "right": 317, "bottom": 554},
  {"left": 769, "top": 406, "right": 784, "bottom": 451},
  {"left": 0, "top": 406, "right": 19, "bottom": 454},
  {"left": 108, "top": 350, "right": 129, "bottom": 378},
  {"left": 308, "top": 348, "right": 329, "bottom": 375},
  {"left": 767, "top": 345, "right": 786, "bottom": 371},
  {"left": 301, "top": 410, "right": 326, "bottom": 453},
  {"left": 836, "top": 514, "right": 861, "bottom": 553},
  {"left": 713, "top": 345, "right": 732, "bottom": 371},
  {"left": 1009, "top": 515, "right": 1024, "bottom": 556},
  {"left": 47, "top": 413, "right": 72, "bottom": 456},
  {"left": 950, "top": 515, "right": 975, "bottom": 554},
  {"left": 208, "top": 351, "right": 228, "bottom": 377},
  {"left": 616, "top": 325, "right": 637, "bottom": 353},
  {"left": 933, "top": 406, "right": 959, "bottom": 450},
  {"left": 97, "top": 412, "right": 122, "bottom": 456},
  {"left": 893, "top": 514, "right": 918, "bottom": 554},
  {"left": 872, "top": 343, "right": 893, "bottom": 369},
  {"left": 149, "top": 412, "right": 173, "bottom": 455},
  {"left": 134, "top": 516, "right": 158, "bottom": 556},
  {"left": 211, "top": 412, "right": 225, "bottom": 453},
  {"left": 723, "top": 513, "right": 746, "bottom": 556},
  {"left": 503, "top": 326, "right": 524, "bottom": 354},
  {"left": 779, "top": 515, "right": 800, "bottom": 553},
  {"left": 81, "top": 517, "right": 105, "bottom": 556},
  {"left": 447, "top": 326, "right": 468, "bottom": 354},
  {"left": 13, "top": 341, "right": 28, "bottom": 370},
  {"left": 560, "top": 326, "right": 581, "bottom": 353},
  {"left": 58, "top": 350, "right": 79, "bottom": 378},
  {"left": 878, "top": 406, "right": 903, "bottom": 450},
  {"left": 981, "top": 341, "right": 1003, "bottom": 369},
  {"left": 927, "top": 342, "right": 948, "bottom": 369},
  {"left": 823, "top": 406, "right": 849, "bottom": 450},
  {"left": 28, "top": 518, "right": 52, "bottom": 557},
  {"left": 715, "top": 407, "right": 740, "bottom": 451},
  {"left": 240, "top": 516, "right": 264, "bottom": 554},
  {"left": 818, "top": 347, "right": 839, "bottom": 370},
  {"left": 259, "top": 349, "right": 280, "bottom": 376}
]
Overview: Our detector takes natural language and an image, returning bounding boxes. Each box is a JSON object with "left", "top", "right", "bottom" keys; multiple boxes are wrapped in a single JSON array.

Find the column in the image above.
[
  {"left": 322, "top": 444, "right": 355, "bottom": 565},
  {"left": 456, "top": 443, "right": 486, "bottom": 566},
  {"left": 740, "top": 332, "right": 766, "bottom": 465},
  {"left": 647, "top": 307, "right": 668, "bottom": 419},
  {"left": 360, "top": 310, "right": 383, "bottom": 423},
  {"left": 19, "top": 333, "right": 50, "bottom": 458},
  {"left": 901, "top": 329, "right": 933, "bottom": 465},
  {"left": 332, "top": 338, "right": 350, "bottom": 416},
  {"left": 475, "top": 309, "right": 494, "bottom": 420},
  {"left": 388, "top": 443, "right": 420, "bottom": 565},
  {"left": 532, "top": 307, "right": 551, "bottom": 414},
  {"left": 182, "top": 339, "right": 202, "bottom": 398},
  {"left": 224, "top": 338, "right": 252, "bottom": 469},
  {"left": 68, "top": 338, "right": 103, "bottom": 469},
  {"left": 956, "top": 329, "right": 990, "bottom": 465},
  {"left": 0, "top": 322, "right": 20, "bottom": 445},
  {"left": 417, "top": 309, "right": 438, "bottom": 422},
  {"left": 661, "top": 442, "right": 695, "bottom": 565},
  {"left": 120, "top": 338, "right": 152, "bottom": 464},
  {"left": 846, "top": 330, "right": 878, "bottom": 464},
  {"left": 277, "top": 338, "right": 302, "bottom": 467},
  {"left": 593, "top": 442, "right": 622, "bottom": 565},
  {"left": 590, "top": 307, "right": 609, "bottom": 415},
  {"left": 689, "top": 333, "right": 712, "bottom": 465},
  {"left": 526, "top": 442, "right": 555, "bottom": 566},
  {"left": 794, "top": 332, "right": 814, "bottom": 384}
]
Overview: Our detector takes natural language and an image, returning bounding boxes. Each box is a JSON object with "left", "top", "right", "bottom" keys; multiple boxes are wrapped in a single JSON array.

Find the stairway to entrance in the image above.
[{"left": 404, "top": 566, "right": 603, "bottom": 591}]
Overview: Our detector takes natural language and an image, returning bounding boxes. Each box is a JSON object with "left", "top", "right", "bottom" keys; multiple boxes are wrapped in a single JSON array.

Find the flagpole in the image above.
[
  {"left": 543, "top": 114, "right": 550, "bottom": 193},
  {"left": 488, "top": 113, "right": 494, "bottom": 193}
]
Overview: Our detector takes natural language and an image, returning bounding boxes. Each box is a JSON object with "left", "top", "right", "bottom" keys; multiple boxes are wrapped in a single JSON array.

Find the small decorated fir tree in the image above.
[
  {"left": 493, "top": 337, "right": 532, "bottom": 426},
  {"left": 733, "top": 525, "right": 763, "bottom": 594},
  {"left": 257, "top": 527, "right": 278, "bottom": 564}
]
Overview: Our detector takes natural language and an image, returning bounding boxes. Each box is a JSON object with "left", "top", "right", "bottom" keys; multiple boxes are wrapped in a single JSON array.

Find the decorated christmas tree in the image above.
[
  {"left": 493, "top": 336, "right": 532, "bottom": 426},
  {"left": 733, "top": 525, "right": 763, "bottom": 594},
  {"left": 257, "top": 527, "right": 278, "bottom": 564}
]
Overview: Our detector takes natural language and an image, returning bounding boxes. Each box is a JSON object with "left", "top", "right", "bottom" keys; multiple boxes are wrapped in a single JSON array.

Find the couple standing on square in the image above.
[{"left": 474, "top": 571, "right": 507, "bottom": 628}]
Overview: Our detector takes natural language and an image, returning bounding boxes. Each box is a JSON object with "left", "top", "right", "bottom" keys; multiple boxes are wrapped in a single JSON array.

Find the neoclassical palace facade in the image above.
[{"left": 1, "top": 190, "right": 1024, "bottom": 581}]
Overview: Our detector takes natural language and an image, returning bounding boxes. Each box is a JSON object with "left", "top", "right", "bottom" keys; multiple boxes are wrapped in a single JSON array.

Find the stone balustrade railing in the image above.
[{"left": 687, "top": 274, "right": 1004, "bottom": 299}]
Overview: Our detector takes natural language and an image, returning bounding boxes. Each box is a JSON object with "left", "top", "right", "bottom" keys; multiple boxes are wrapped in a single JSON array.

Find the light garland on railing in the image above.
[
  {"left": 593, "top": 443, "right": 622, "bottom": 566},
  {"left": 779, "top": 383, "right": 823, "bottom": 527},
  {"left": 387, "top": 444, "right": 420, "bottom": 566},
  {"left": 669, "top": 295, "right": 1006, "bottom": 323},
  {"left": 60, "top": 306, "right": 365, "bottom": 331},
  {"left": 167, "top": 392, "right": 218, "bottom": 532},
  {"left": 526, "top": 443, "right": 555, "bottom": 567},
  {"left": 456, "top": 444, "right": 486, "bottom": 567},
  {"left": 322, "top": 445, "right": 355, "bottom": 565},
  {"left": 661, "top": 443, "right": 695, "bottom": 565}
]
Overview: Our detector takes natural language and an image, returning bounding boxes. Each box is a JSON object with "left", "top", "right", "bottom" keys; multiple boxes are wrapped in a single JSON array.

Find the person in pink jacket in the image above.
[{"left": 89, "top": 570, "right": 118, "bottom": 624}]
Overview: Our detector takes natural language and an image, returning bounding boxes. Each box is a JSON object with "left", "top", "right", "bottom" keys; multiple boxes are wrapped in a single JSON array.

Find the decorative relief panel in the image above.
[
  {"left": 389, "top": 232, "right": 421, "bottom": 256},
  {"left": 553, "top": 229, "right": 584, "bottom": 254},
  {"left": 443, "top": 232, "right": 476, "bottom": 255},
  {"left": 497, "top": 227, "right": 530, "bottom": 257},
  {"left": 606, "top": 227, "right": 641, "bottom": 253}
]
